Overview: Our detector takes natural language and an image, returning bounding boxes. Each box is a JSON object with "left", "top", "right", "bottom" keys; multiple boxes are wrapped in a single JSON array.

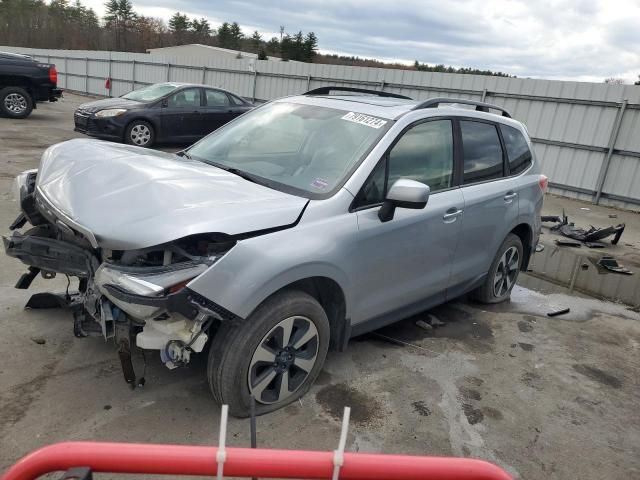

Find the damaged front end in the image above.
[{"left": 4, "top": 170, "right": 236, "bottom": 386}]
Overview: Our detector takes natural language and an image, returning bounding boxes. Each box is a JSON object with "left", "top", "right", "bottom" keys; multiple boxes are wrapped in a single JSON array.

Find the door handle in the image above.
[
  {"left": 443, "top": 208, "right": 463, "bottom": 222},
  {"left": 504, "top": 192, "right": 518, "bottom": 202}
]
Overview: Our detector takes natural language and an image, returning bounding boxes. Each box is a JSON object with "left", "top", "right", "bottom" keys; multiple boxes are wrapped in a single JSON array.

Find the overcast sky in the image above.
[{"left": 83, "top": 0, "right": 640, "bottom": 83}]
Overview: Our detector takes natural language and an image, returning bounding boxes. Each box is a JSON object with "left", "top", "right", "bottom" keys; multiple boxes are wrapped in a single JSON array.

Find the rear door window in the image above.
[
  {"left": 500, "top": 124, "right": 532, "bottom": 175},
  {"left": 460, "top": 121, "right": 504, "bottom": 184},
  {"left": 167, "top": 88, "right": 201, "bottom": 108},
  {"left": 205, "top": 89, "right": 230, "bottom": 107}
]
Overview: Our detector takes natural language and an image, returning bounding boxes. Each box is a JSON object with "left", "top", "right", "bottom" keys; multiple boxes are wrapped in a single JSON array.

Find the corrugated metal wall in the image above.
[{"left": 3, "top": 45, "right": 640, "bottom": 210}]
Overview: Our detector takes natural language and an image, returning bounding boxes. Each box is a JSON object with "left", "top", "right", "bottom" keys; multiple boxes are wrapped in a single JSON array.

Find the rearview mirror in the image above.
[{"left": 378, "top": 179, "right": 430, "bottom": 222}]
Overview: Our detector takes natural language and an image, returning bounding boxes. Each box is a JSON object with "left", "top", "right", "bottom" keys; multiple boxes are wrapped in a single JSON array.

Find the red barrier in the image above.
[{"left": 2, "top": 442, "right": 511, "bottom": 480}]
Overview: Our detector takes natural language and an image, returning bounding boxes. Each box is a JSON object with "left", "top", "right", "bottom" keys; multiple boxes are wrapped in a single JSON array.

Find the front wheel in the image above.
[
  {"left": 208, "top": 290, "right": 330, "bottom": 417},
  {"left": 125, "top": 120, "right": 155, "bottom": 147},
  {"left": 472, "top": 233, "right": 523, "bottom": 303}
]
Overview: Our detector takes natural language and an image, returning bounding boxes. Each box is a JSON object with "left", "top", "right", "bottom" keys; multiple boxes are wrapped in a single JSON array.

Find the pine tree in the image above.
[
  {"left": 229, "top": 21, "right": 243, "bottom": 49},
  {"left": 191, "top": 17, "right": 211, "bottom": 38},
  {"left": 251, "top": 30, "right": 262, "bottom": 53},
  {"left": 303, "top": 32, "right": 318, "bottom": 62},
  {"left": 217, "top": 22, "right": 231, "bottom": 48}
]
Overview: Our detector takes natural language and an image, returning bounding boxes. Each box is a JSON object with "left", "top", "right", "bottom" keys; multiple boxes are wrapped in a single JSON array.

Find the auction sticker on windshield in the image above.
[{"left": 341, "top": 112, "right": 387, "bottom": 129}]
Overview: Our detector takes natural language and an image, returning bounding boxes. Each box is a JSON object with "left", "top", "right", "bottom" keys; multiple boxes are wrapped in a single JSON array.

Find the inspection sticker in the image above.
[{"left": 341, "top": 112, "right": 387, "bottom": 129}]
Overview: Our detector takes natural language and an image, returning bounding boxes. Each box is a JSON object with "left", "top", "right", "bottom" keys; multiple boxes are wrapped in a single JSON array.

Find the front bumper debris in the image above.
[{"left": 3, "top": 231, "right": 99, "bottom": 280}]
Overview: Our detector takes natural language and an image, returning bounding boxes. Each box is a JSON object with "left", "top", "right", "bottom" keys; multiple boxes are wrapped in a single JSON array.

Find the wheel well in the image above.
[
  {"left": 511, "top": 223, "right": 533, "bottom": 269},
  {"left": 279, "top": 277, "right": 347, "bottom": 351}
]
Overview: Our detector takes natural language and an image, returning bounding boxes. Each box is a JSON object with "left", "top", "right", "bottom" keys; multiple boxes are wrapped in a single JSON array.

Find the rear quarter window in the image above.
[
  {"left": 500, "top": 124, "right": 533, "bottom": 175},
  {"left": 460, "top": 120, "right": 504, "bottom": 184}
]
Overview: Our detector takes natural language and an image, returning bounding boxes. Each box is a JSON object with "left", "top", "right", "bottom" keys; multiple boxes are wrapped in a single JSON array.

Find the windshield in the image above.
[
  {"left": 187, "top": 102, "right": 390, "bottom": 196},
  {"left": 122, "top": 83, "right": 180, "bottom": 102}
]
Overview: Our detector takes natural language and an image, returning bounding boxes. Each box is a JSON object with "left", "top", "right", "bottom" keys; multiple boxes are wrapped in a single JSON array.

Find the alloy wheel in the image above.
[
  {"left": 4, "top": 93, "right": 27, "bottom": 115},
  {"left": 248, "top": 316, "right": 319, "bottom": 405},
  {"left": 130, "top": 124, "right": 151, "bottom": 146},
  {"left": 493, "top": 246, "right": 519, "bottom": 297}
]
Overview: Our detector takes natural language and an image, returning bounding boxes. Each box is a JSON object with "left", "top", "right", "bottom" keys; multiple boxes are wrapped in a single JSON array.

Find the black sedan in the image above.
[{"left": 73, "top": 82, "right": 254, "bottom": 147}]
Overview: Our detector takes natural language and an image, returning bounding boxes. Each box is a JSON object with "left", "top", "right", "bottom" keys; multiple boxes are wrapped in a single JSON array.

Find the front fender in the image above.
[{"left": 186, "top": 216, "right": 357, "bottom": 320}]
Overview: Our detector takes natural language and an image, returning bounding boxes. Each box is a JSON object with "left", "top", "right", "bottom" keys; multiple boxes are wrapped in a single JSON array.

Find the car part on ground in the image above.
[
  {"left": 0, "top": 51, "right": 62, "bottom": 118},
  {"left": 597, "top": 256, "right": 633, "bottom": 275},
  {"left": 4, "top": 89, "right": 543, "bottom": 414},
  {"left": 542, "top": 210, "right": 625, "bottom": 245}
]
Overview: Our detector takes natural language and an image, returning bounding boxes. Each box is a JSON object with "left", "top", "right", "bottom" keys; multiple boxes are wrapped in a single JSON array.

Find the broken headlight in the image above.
[{"left": 95, "top": 261, "right": 210, "bottom": 320}]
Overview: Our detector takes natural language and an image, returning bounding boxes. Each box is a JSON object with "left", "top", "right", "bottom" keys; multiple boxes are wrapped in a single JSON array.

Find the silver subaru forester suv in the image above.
[{"left": 5, "top": 87, "right": 545, "bottom": 416}]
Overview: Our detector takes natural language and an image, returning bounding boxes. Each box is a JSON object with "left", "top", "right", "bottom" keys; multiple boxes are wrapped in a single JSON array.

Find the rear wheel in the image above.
[
  {"left": 207, "top": 290, "right": 330, "bottom": 417},
  {"left": 0, "top": 87, "right": 33, "bottom": 119},
  {"left": 125, "top": 120, "right": 155, "bottom": 147},
  {"left": 472, "top": 233, "right": 523, "bottom": 303}
]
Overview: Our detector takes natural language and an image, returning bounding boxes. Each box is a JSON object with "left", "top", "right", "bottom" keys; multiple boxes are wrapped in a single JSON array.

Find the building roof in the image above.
[{"left": 147, "top": 44, "right": 283, "bottom": 61}]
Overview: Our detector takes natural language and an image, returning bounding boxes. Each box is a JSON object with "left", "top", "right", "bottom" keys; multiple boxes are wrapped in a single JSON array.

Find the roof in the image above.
[
  {"left": 282, "top": 95, "right": 419, "bottom": 120},
  {"left": 281, "top": 94, "right": 525, "bottom": 129},
  {"left": 146, "top": 44, "right": 284, "bottom": 62},
  {"left": 0, "top": 51, "right": 33, "bottom": 60}
]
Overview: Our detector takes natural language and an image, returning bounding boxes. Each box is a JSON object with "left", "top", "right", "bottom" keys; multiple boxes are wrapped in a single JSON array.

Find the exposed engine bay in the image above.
[{"left": 4, "top": 170, "right": 235, "bottom": 387}]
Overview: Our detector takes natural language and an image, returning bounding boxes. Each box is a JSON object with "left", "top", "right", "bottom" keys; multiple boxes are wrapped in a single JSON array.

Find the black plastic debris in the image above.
[
  {"left": 548, "top": 308, "right": 570, "bottom": 317},
  {"left": 555, "top": 239, "right": 581, "bottom": 247},
  {"left": 597, "top": 256, "right": 633, "bottom": 275},
  {"left": 542, "top": 210, "right": 625, "bottom": 245}
]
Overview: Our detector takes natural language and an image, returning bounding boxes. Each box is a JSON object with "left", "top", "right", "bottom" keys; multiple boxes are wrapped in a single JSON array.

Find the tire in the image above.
[
  {"left": 125, "top": 120, "right": 155, "bottom": 147},
  {"left": 208, "top": 290, "right": 330, "bottom": 417},
  {"left": 0, "top": 87, "right": 33, "bottom": 119},
  {"left": 472, "top": 233, "right": 523, "bottom": 304}
]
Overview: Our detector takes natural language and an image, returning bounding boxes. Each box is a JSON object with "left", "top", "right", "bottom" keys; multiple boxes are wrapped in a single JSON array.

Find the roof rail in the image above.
[
  {"left": 413, "top": 97, "right": 512, "bottom": 118},
  {"left": 304, "top": 86, "right": 413, "bottom": 100}
]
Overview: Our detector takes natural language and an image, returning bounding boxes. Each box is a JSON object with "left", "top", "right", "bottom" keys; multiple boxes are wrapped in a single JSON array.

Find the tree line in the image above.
[
  {"left": 0, "top": 0, "right": 528, "bottom": 77},
  {"left": 0, "top": 0, "right": 319, "bottom": 61}
]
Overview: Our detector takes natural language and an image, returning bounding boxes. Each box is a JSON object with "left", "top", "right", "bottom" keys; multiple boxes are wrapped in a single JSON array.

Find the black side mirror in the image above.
[
  {"left": 161, "top": 98, "right": 168, "bottom": 108},
  {"left": 378, "top": 179, "right": 430, "bottom": 222}
]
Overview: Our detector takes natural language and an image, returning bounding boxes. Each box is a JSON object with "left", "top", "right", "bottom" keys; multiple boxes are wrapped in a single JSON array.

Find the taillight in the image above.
[
  {"left": 538, "top": 174, "right": 548, "bottom": 193},
  {"left": 49, "top": 66, "right": 57, "bottom": 85}
]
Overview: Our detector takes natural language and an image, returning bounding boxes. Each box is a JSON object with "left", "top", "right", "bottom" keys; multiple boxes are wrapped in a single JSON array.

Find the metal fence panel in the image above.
[{"left": 2, "top": 45, "right": 640, "bottom": 210}]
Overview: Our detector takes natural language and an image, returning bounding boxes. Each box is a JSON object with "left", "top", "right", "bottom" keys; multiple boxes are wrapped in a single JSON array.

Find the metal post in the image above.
[
  {"left": 131, "top": 60, "right": 136, "bottom": 90},
  {"left": 166, "top": 63, "right": 171, "bottom": 81},
  {"left": 306, "top": 74, "right": 311, "bottom": 90},
  {"left": 202, "top": 66, "right": 207, "bottom": 84},
  {"left": 481, "top": 88, "right": 487, "bottom": 102},
  {"left": 85, "top": 57, "right": 89, "bottom": 93},
  {"left": 594, "top": 99, "right": 628, "bottom": 204},
  {"left": 252, "top": 71, "right": 258, "bottom": 102},
  {"left": 64, "top": 57, "right": 68, "bottom": 89},
  {"left": 379, "top": 80, "right": 385, "bottom": 91}
]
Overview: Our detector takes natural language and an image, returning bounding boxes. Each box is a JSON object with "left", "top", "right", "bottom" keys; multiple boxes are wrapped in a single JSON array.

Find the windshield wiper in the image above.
[
  {"left": 225, "top": 167, "right": 261, "bottom": 184},
  {"left": 188, "top": 157, "right": 264, "bottom": 185}
]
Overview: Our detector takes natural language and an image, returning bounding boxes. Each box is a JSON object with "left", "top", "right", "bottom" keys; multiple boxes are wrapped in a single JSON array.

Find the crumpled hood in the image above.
[
  {"left": 77, "top": 97, "right": 143, "bottom": 113},
  {"left": 36, "top": 139, "right": 308, "bottom": 250}
]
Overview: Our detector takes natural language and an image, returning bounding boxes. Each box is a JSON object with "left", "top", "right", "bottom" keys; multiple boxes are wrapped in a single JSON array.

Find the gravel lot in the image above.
[{"left": 1, "top": 93, "right": 639, "bottom": 480}]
